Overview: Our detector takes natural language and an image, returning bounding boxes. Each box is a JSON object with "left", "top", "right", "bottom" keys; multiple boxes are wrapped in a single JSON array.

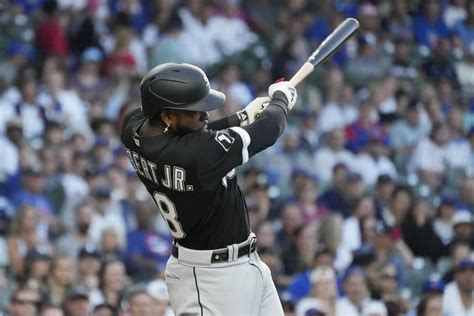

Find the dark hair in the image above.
[
  {"left": 98, "top": 258, "right": 124, "bottom": 291},
  {"left": 127, "top": 288, "right": 150, "bottom": 303},
  {"left": 417, "top": 296, "right": 440, "bottom": 316}
]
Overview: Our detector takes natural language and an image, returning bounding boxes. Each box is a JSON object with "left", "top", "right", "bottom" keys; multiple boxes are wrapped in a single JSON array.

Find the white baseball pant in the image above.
[{"left": 165, "top": 238, "right": 283, "bottom": 316}]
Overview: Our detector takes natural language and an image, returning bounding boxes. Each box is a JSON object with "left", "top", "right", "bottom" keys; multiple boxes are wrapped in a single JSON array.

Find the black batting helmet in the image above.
[{"left": 140, "top": 63, "right": 225, "bottom": 120}]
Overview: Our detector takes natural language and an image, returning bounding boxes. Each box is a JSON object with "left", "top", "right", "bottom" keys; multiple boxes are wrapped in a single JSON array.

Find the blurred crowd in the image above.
[{"left": 0, "top": 0, "right": 473, "bottom": 315}]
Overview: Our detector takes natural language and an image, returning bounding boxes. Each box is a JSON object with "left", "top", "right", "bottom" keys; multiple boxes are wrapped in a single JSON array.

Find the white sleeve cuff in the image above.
[{"left": 230, "top": 127, "right": 251, "bottom": 164}]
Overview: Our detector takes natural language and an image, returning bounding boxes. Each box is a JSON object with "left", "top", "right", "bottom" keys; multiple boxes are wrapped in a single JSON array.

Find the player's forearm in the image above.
[
  {"left": 207, "top": 114, "right": 241, "bottom": 130},
  {"left": 243, "top": 91, "right": 288, "bottom": 156}
]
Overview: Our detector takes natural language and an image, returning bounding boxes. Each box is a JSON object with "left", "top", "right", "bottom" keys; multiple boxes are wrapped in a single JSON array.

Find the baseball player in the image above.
[{"left": 121, "top": 63, "right": 297, "bottom": 315}]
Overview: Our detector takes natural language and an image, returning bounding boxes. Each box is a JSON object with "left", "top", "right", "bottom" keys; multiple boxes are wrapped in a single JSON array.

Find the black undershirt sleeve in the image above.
[
  {"left": 242, "top": 91, "right": 288, "bottom": 157},
  {"left": 207, "top": 113, "right": 241, "bottom": 130}
]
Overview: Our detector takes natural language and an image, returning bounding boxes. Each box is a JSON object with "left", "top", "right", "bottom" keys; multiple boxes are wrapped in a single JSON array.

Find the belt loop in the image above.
[{"left": 227, "top": 244, "right": 239, "bottom": 262}]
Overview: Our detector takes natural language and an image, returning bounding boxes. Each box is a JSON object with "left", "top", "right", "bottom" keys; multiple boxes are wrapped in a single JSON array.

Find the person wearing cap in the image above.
[
  {"left": 88, "top": 185, "right": 126, "bottom": 247},
  {"left": 12, "top": 164, "right": 54, "bottom": 220},
  {"left": 336, "top": 267, "right": 386, "bottom": 316},
  {"left": 448, "top": 210, "right": 473, "bottom": 249},
  {"left": 65, "top": 285, "right": 90, "bottom": 316},
  {"left": 420, "top": 277, "right": 445, "bottom": 299},
  {"left": 442, "top": 258, "right": 474, "bottom": 316},
  {"left": 77, "top": 245, "right": 101, "bottom": 290},
  {"left": 296, "top": 266, "right": 337, "bottom": 316},
  {"left": 433, "top": 195, "right": 458, "bottom": 245},
  {"left": 70, "top": 47, "right": 108, "bottom": 104},
  {"left": 23, "top": 248, "right": 51, "bottom": 286}
]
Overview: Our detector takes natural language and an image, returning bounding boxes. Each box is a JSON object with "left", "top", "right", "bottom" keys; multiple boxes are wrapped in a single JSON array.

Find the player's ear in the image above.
[{"left": 160, "top": 110, "right": 173, "bottom": 127}]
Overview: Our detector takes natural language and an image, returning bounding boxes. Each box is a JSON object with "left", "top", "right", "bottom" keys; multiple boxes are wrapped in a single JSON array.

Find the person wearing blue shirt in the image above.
[
  {"left": 125, "top": 202, "right": 172, "bottom": 281},
  {"left": 413, "top": 0, "right": 450, "bottom": 49}
]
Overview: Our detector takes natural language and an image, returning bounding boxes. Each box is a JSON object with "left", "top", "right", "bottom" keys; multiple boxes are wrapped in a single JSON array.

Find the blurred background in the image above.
[{"left": 0, "top": 0, "right": 473, "bottom": 315}]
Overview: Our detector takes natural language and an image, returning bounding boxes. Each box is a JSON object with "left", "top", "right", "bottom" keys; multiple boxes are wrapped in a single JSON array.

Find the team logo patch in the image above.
[{"left": 215, "top": 130, "right": 235, "bottom": 151}]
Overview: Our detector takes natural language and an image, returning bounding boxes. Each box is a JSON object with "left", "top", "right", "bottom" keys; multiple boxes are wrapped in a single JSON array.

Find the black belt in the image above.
[{"left": 172, "top": 239, "right": 257, "bottom": 263}]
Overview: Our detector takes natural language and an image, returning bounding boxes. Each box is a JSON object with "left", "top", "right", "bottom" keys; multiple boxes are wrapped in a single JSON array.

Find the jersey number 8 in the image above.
[{"left": 153, "top": 192, "right": 186, "bottom": 239}]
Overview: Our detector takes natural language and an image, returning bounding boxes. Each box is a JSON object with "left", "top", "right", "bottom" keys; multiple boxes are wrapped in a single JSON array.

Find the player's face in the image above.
[{"left": 172, "top": 110, "right": 209, "bottom": 134}]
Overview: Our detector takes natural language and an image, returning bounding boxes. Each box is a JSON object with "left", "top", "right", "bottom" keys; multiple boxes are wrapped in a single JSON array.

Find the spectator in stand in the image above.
[
  {"left": 76, "top": 245, "right": 101, "bottom": 290},
  {"left": 345, "top": 97, "right": 387, "bottom": 154},
  {"left": 383, "top": 185, "right": 413, "bottom": 229},
  {"left": 441, "top": 241, "right": 471, "bottom": 283},
  {"left": 70, "top": 47, "right": 108, "bottom": 104},
  {"left": 458, "top": 176, "right": 474, "bottom": 213},
  {"left": 148, "top": 13, "right": 191, "bottom": 67},
  {"left": 89, "top": 258, "right": 127, "bottom": 310},
  {"left": 453, "top": 0, "right": 474, "bottom": 54},
  {"left": 208, "top": 0, "right": 256, "bottom": 57},
  {"left": 275, "top": 202, "right": 304, "bottom": 250},
  {"left": 292, "top": 178, "right": 328, "bottom": 225},
  {"left": 92, "top": 303, "right": 115, "bottom": 316},
  {"left": 22, "top": 248, "right": 51, "bottom": 291},
  {"left": 448, "top": 211, "right": 474, "bottom": 249},
  {"left": 281, "top": 224, "right": 319, "bottom": 277},
  {"left": 88, "top": 186, "right": 126, "bottom": 247},
  {"left": 212, "top": 62, "right": 253, "bottom": 108},
  {"left": 442, "top": 258, "right": 474, "bottom": 316},
  {"left": 353, "top": 129, "right": 398, "bottom": 187},
  {"left": 64, "top": 285, "right": 90, "bottom": 316},
  {"left": 417, "top": 295, "right": 443, "bottom": 316},
  {"left": 410, "top": 123, "right": 451, "bottom": 191},
  {"left": 13, "top": 166, "right": 56, "bottom": 224},
  {"left": 296, "top": 266, "right": 338, "bottom": 316},
  {"left": 125, "top": 202, "right": 172, "bottom": 281},
  {"left": 390, "top": 100, "right": 431, "bottom": 173},
  {"left": 35, "top": 0, "right": 69, "bottom": 62},
  {"left": 39, "top": 305, "right": 64, "bottom": 316},
  {"left": 336, "top": 267, "right": 386, "bottom": 316},
  {"left": 55, "top": 201, "right": 94, "bottom": 259},
  {"left": 401, "top": 198, "right": 445, "bottom": 263},
  {"left": 146, "top": 279, "right": 173, "bottom": 316},
  {"left": 412, "top": 0, "right": 450, "bottom": 50},
  {"left": 313, "top": 128, "right": 354, "bottom": 184},
  {"left": 384, "top": 0, "right": 413, "bottom": 41},
  {"left": 389, "top": 38, "right": 418, "bottom": 84},
  {"left": 315, "top": 81, "right": 357, "bottom": 134},
  {"left": 46, "top": 255, "right": 74, "bottom": 306},
  {"left": 433, "top": 196, "right": 458, "bottom": 245},
  {"left": 126, "top": 288, "right": 153, "bottom": 316},
  {"left": 7, "top": 287, "right": 39, "bottom": 316},
  {"left": 421, "top": 38, "right": 459, "bottom": 88},
  {"left": 11, "top": 74, "right": 47, "bottom": 143},
  {"left": 6, "top": 204, "right": 52, "bottom": 276},
  {"left": 444, "top": 0, "right": 468, "bottom": 30}
]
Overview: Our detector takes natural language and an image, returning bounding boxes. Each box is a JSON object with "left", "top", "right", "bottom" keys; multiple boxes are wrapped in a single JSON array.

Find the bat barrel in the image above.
[{"left": 308, "top": 18, "right": 359, "bottom": 67}]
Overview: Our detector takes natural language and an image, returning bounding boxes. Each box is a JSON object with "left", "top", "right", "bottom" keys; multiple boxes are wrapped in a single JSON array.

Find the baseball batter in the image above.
[{"left": 121, "top": 63, "right": 297, "bottom": 315}]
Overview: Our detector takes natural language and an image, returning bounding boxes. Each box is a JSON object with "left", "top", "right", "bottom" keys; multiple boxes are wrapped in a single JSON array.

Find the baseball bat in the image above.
[{"left": 289, "top": 18, "right": 359, "bottom": 86}]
